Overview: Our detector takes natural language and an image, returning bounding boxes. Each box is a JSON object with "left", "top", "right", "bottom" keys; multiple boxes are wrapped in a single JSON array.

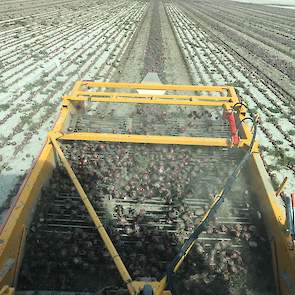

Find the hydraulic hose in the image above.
[{"left": 165, "top": 116, "right": 258, "bottom": 295}]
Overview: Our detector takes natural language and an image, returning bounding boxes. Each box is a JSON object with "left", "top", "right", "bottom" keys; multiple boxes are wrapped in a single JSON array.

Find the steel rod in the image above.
[{"left": 49, "top": 133, "right": 136, "bottom": 295}]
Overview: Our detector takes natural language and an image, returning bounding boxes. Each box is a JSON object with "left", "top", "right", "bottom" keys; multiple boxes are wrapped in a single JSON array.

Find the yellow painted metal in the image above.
[
  {"left": 58, "top": 132, "right": 231, "bottom": 146},
  {"left": 49, "top": 133, "right": 136, "bottom": 295},
  {"left": 249, "top": 154, "right": 295, "bottom": 295},
  {"left": 130, "top": 281, "right": 172, "bottom": 295},
  {"left": 64, "top": 95, "right": 233, "bottom": 107},
  {"left": 0, "top": 96, "right": 74, "bottom": 288},
  {"left": 53, "top": 129, "right": 258, "bottom": 295},
  {"left": 61, "top": 82, "right": 254, "bottom": 148},
  {"left": 76, "top": 81, "right": 232, "bottom": 93},
  {"left": 58, "top": 132, "right": 254, "bottom": 148},
  {"left": 70, "top": 81, "right": 83, "bottom": 96},
  {"left": 0, "top": 140, "right": 56, "bottom": 286},
  {"left": 64, "top": 81, "right": 240, "bottom": 107},
  {"left": 74, "top": 91, "right": 235, "bottom": 101},
  {"left": 275, "top": 177, "right": 288, "bottom": 197},
  {"left": 230, "top": 87, "right": 253, "bottom": 141},
  {"left": 12, "top": 227, "right": 26, "bottom": 287},
  {"left": 53, "top": 100, "right": 72, "bottom": 132},
  {"left": 228, "top": 86, "right": 238, "bottom": 99}
]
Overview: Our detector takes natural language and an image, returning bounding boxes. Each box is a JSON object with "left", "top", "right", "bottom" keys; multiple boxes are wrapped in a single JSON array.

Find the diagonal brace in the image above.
[{"left": 49, "top": 133, "right": 136, "bottom": 295}]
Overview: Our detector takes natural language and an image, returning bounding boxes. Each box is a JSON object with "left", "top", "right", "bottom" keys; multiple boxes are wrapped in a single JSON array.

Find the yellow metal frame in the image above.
[
  {"left": 52, "top": 82, "right": 258, "bottom": 294},
  {"left": 62, "top": 81, "right": 255, "bottom": 150},
  {"left": 0, "top": 81, "right": 294, "bottom": 295},
  {"left": 69, "top": 81, "right": 237, "bottom": 105}
]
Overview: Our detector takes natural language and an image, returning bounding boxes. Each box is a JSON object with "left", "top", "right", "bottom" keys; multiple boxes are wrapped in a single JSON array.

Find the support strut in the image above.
[{"left": 49, "top": 133, "right": 136, "bottom": 295}]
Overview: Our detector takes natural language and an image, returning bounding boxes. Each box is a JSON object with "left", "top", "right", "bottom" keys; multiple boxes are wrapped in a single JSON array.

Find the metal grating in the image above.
[
  {"left": 68, "top": 103, "right": 231, "bottom": 138},
  {"left": 17, "top": 142, "right": 275, "bottom": 294}
]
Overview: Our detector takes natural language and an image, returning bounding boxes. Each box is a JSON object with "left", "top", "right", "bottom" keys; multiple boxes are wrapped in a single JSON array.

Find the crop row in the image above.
[
  {"left": 165, "top": 2, "right": 295, "bottom": 194},
  {"left": 0, "top": 0, "right": 147, "bottom": 205}
]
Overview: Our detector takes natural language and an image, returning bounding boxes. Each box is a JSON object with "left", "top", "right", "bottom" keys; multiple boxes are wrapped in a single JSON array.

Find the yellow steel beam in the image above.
[
  {"left": 131, "top": 281, "right": 171, "bottom": 295},
  {"left": 228, "top": 86, "right": 239, "bottom": 99},
  {"left": 240, "top": 117, "right": 253, "bottom": 141},
  {"left": 49, "top": 133, "right": 136, "bottom": 295},
  {"left": 57, "top": 132, "right": 253, "bottom": 149},
  {"left": 53, "top": 100, "right": 71, "bottom": 132},
  {"left": 249, "top": 154, "right": 295, "bottom": 294},
  {"left": 275, "top": 177, "right": 288, "bottom": 197},
  {"left": 79, "top": 81, "right": 231, "bottom": 92},
  {"left": 235, "top": 103, "right": 253, "bottom": 144},
  {"left": 70, "top": 81, "right": 83, "bottom": 96},
  {"left": 12, "top": 227, "right": 27, "bottom": 287},
  {"left": 63, "top": 95, "right": 233, "bottom": 107},
  {"left": 74, "top": 91, "right": 234, "bottom": 102},
  {"left": 57, "top": 132, "right": 231, "bottom": 146}
]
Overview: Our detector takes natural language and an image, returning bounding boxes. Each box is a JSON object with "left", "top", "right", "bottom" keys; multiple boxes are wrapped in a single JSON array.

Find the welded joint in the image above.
[{"left": 61, "top": 98, "right": 70, "bottom": 107}]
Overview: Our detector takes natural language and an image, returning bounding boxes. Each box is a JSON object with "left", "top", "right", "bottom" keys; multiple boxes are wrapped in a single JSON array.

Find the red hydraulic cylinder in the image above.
[
  {"left": 291, "top": 192, "right": 295, "bottom": 238},
  {"left": 225, "top": 109, "right": 240, "bottom": 145},
  {"left": 291, "top": 192, "right": 295, "bottom": 209}
]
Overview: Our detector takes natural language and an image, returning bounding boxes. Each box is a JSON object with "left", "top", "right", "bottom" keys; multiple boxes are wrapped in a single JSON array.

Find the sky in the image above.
[{"left": 233, "top": 0, "right": 295, "bottom": 5}]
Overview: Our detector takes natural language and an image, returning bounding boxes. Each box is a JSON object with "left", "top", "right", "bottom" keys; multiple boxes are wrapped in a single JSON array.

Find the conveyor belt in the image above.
[
  {"left": 69, "top": 104, "right": 231, "bottom": 138},
  {"left": 17, "top": 142, "right": 275, "bottom": 294}
]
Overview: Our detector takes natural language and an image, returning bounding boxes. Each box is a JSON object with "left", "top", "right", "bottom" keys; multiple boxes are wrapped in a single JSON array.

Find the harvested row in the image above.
[
  {"left": 0, "top": 0, "right": 88, "bottom": 17},
  {"left": 178, "top": 0, "right": 295, "bottom": 99},
  {"left": 201, "top": 2, "right": 295, "bottom": 59},
  {"left": 0, "top": 1, "right": 128, "bottom": 91},
  {"left": 165, "top": 2, "right": 295, "bottom": 195}
]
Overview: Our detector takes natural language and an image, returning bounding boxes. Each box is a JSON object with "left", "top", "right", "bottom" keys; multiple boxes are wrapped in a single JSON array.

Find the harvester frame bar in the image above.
[
  {"left": 72, "top": 91, "right": 234, "bottom": 101},
  {"left": 49, "top": 131, "right": 174, "bottom": 294},
  {"left": 50, "top": 128, "right": 235, "bottom": 295},
  {"left": 63, "top": 81, "right": 254, "bottom": 150},
  {"left": 57, "top": 132, "right": 253, "bottom": 149},
  {"left": 71, "top": 81, "right": 233, "bottom": 93},
  {"left": 49, "top": 133, "right": 137, "bottom": 294},
  {"left": 64, "top": 95, "right": 233, "bottom": 107}
]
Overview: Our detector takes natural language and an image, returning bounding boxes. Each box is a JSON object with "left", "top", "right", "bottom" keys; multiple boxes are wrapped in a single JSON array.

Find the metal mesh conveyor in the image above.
[
  {"left": 17, "top": 142, "right": 274, "bottom": 294},
  {"left": 70, "top": 104, "right": 231, "bottom": 138}
]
